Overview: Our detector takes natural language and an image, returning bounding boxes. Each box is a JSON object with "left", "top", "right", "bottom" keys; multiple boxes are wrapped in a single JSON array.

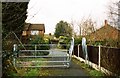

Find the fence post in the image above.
[
  {"left": 13, "top": 44, "right": 17, "bottom": 67},
  {"left": 98, "top": 44, "right": 101, "bottom": 70},
  {"left": 78, "top": 44, "right": 80, "bottom": 57}
]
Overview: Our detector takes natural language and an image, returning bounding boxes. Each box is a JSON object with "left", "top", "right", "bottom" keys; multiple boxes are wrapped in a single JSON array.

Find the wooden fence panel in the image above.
[
  {"left": 73, "top": 45, "right": 84, "bottom": 59},
  {"left": 73, "top": 45, "right": 78, "bottom": 57},
  {"left": 101, "top": 47, "right": 120, "bottom": 74},
  {"left": 87, "top": 45, "right": 99, "bottom": 65},
  {"left": 74, "top": 45, "right": 99, "bottom": 64}
]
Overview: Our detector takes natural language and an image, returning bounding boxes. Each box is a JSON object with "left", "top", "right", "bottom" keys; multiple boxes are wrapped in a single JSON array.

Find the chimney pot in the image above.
[{"left": 104, "top": 20, "right": 108, "bottom": 26}]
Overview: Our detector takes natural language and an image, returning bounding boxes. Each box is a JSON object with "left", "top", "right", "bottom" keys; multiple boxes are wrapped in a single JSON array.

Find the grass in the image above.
[
  {"left": 7, "top": 57, "right": 49, "bottom": 76},
  {"left": 16, "top": 57, "right": 48, "bottom": 67},
  {"left": 72, "top": 58, "right": 105, "bottom": 76},
  {"left": 24, "top": 68, "right": 40, "bottom": 76}
]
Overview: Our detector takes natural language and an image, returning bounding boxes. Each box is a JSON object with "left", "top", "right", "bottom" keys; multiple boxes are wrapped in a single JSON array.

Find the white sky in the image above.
[{"left": 25, "top": 0, "right": 116, "bottom": 34}]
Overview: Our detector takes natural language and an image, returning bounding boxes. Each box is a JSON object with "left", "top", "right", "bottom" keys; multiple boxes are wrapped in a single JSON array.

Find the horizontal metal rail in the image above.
[
  {"left": 19, "top": 50, "right": 68, "bottom": 52},
  {"left": 18, "top": 44, "right": 69, "bottom": 46},
  {"left": 18, "top": 61, "right": 70, "bottom": 63},
  {"left": 19, "top": 55, "right": 69, "bottom": 58},
  {"left": 17, "top": 65, "right": 69, "bottom": 68}
]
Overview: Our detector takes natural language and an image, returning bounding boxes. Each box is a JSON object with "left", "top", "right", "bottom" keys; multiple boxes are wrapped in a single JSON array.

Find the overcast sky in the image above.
[{"left": 25, "top": 0, "right": 118, "bottom": 34}]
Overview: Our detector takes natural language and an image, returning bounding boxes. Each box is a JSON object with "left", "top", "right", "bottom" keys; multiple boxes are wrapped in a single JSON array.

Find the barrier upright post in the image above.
[
  {"left": 13, "top": 44, "right": 17, "bottom": 67},
  {"left": 35, "top": 45, "right": 37, "bottom": 57}
]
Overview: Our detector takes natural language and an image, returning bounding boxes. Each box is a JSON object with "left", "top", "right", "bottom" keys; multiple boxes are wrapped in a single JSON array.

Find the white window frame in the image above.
[{"left": 31, "top": 30, "right": 39, "bottom": 35}]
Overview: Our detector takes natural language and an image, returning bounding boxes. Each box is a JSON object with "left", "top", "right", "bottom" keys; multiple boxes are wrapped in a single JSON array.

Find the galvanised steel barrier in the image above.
[{"left": 13, "top": 37, "right": 74, "bottom": 68}]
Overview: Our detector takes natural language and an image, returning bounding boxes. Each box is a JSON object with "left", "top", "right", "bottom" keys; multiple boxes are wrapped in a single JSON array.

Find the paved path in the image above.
[
  {"left": 17, "top": 47, "right": 88, "bottom": 76},
  {"left": 39, "top": 58, "right": 88, "bottom": 76},
  {"left": 48, "top": 49, "right": 68, "bottom": 56}
]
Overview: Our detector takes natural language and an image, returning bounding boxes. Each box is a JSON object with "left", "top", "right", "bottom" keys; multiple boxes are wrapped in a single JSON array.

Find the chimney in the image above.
[{"left": 104, "top": 20, "right": 108, "bottom": 27}]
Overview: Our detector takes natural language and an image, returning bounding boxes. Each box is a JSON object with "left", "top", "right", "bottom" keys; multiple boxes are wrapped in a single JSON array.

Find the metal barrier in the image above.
[{"left": 13, "top": 38, "right": 74, "bottom": 68}]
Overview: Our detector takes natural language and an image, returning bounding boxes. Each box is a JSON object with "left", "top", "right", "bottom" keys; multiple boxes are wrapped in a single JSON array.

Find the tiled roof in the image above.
[
  {"left": 88, "top": 25, "right": 120, "bottom": 41},
  {"left": 23, "top": 23, "right": 45, "bottom": 32}
]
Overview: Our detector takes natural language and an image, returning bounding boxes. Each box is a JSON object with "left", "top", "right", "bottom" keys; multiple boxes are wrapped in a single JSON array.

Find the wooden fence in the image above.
[
  {"left": 101, "top": 46, "right": 120, "bottom": 74},
  {"left": 73, "top": 45, "right": 120, "bottom": 75}
]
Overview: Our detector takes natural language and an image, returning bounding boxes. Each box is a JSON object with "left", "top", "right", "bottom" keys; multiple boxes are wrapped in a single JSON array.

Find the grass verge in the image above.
[{"left": 72, "top": 58, "right": 105, "bottom": 76}]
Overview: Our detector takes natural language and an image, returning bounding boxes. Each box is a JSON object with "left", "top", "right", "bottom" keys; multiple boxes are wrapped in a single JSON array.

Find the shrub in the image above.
[
  {"left": 28, "top": 36, "right": 50, "bottom": 56},
  {"left": 58, "top": 36, "right": 71, "bottom": 49},
  {"left": 74, "top": 36, "right": 82, "bottom": 45}
]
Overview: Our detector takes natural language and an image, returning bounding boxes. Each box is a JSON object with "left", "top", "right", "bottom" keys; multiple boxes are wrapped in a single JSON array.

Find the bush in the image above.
[
  {"left": 28, "top": 36, "right": 50, "bottom": 55},
  {"left": 87, "top": 38, "right": 119, "bottom": 47},
  {"left": 29, "top": 36, "right": 50, "bottom": 49},
  {"left": 58, "top": 36, "right": 71, "bottom": 49},
  {"left": 29, "top": 35, "right": 44, "bottom": 44},
  {"left": 74, "top": 36, "right": 82, "bottom": 45}
]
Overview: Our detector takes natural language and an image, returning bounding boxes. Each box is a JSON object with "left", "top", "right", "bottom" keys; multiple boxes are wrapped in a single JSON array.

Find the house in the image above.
[
  {"left": 22, "top": 23, "right": 45, "bottom": 43},
  {"left": 87, "top": 20, "right": 120, "bottom": 47}
]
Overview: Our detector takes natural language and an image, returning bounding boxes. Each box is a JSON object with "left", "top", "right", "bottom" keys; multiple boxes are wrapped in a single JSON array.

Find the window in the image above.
[{"left": 31, "top": 30, "right": 39, "bottom": 35}]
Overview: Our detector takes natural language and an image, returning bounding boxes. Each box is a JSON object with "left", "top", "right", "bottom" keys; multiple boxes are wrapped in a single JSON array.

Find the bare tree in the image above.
[
  {"left": 78, "top": 18, "right": 97, "bottom": 36},
  {"left": 70, "top": 19, "right": 77, "bottom": 37},
  {"left": 106, "top": 0, "right": 120, "bottom": 48},
  {"left": 107, "top": 0, "right": 120, "bottom": 29}
]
